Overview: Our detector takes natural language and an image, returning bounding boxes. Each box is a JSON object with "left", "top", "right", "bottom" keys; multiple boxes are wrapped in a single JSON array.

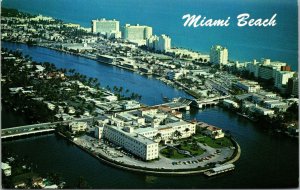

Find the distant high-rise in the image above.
[
  {"left": 157, "top": 34, "right": 171, "bottom": 52},
  {"left": 274, "top": 70, "right": 295, "bottom": 89},
  {"left": 146, "top": 34, "right": 171, "bottom": 52},
  {"left": 210, "top": 45, "right": 228, "bottom": 66},
  {"left": 287, "top": 77, "right": 298, "bottom": 96},
  {"left": 122, "top": 24, "right": 152, "bottom": 41},
  {"left": 91, "top": 19, "right": 121, "bottom": 38}
]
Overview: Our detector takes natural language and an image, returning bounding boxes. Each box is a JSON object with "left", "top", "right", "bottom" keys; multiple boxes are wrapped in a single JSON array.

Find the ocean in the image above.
[{"left": 2, "top": 0, "right": 298, "bottom": 70}]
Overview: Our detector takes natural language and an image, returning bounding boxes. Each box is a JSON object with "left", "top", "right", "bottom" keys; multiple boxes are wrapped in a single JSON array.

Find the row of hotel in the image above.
[
  {"left": 6, "top": 13, "right": 295, "bottom": 96},
  {"left": 91, "top": 19, "right": 171, "bottom": 52}
]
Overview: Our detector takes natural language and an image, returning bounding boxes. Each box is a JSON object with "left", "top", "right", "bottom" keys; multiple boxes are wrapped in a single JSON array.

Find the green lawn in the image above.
[
  {"left": 193, "top": 134, "right": 234, "bottom": 148},
  {"left": 160, "top": 147, "right": 187, "bottom": 159},
  {"left": 179, "top": 144, "right": 205, "bottom": 156}
]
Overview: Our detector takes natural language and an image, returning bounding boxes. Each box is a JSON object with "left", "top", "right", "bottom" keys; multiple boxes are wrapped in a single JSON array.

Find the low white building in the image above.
[
  {"left": 1, "top": 162, "right": 11, "bottom": 176},
  {"left": 264, "top": 100, "right": 287, "bottom": 109},
  {"left": 199, "top": 124, "right": 225, "bottom": 139},
  {"left": 252, "top": 105, "right": 275, "bottom": 116},
  {"left": 103, "top": 125, "right": 159, "bottom": 161},
  {"left": 223, "top": 99, "right": 239, "bottom": 108},
  {"left": 100, "top": 108, "right": 197, "bottom": 160},
  {"left": 69, "top": 122, "right": 88, "bottom": 134},
  {"left": 235, "top": 80, "right": 260, "bottom": 93}
]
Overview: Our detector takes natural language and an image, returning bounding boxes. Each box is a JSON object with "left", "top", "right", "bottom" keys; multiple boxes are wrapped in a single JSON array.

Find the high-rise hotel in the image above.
[
  {"left": 122, "top": 24, "right": 152, "bottom": 42},
  {"left": 91, "top": 18, "right": 121, "bottom": 38},
  {"left": 147, "top": 34, "right": 171, "bottom": 52},
  {"left": 210, "top": 45, "right": 228, "bottom": 67}
]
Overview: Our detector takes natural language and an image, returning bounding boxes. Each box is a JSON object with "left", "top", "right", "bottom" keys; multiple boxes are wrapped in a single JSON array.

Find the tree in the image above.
[
  {"left": 173, "top": 130, "right": 182, "bottom": 139},
  {"left": 153, "top": 133, "right": 162, "bottom": 141},
  {"left": 184, "top": 128, "right": 190, "bottom": 135}
]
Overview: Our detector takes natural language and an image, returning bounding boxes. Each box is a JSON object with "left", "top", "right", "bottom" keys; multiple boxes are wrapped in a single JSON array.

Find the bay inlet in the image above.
[{"left": 2, "top": 41, "right": 298, "bottom": 188}]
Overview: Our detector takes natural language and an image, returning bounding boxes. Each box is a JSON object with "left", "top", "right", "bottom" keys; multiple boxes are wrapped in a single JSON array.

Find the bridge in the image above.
[
  {"left": 191, "top": 95, "right": 231, "bottom": 109},
  {"left": 159, "top": 98, "right": 192, "bottom": 111},
  {"left": 1, "top": 116, "right": 101, "bottom": 140}
]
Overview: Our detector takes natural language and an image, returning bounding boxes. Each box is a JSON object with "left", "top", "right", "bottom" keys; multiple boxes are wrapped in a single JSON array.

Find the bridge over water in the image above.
[
  {"left": 159, "top": 98, "right": 192, "bottom": 111},
  {"left": 191, "top": 95, "right": 231, "bottom": 108},
  {"left": 1, "top": 116, "right": 100, "bottom": 140}
]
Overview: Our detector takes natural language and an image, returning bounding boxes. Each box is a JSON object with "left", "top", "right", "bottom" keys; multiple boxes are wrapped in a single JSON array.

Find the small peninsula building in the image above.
[
  {"left": 103, "top": 125, "right": 159, "bottom": 161},
  {"left": 99, "top": 107, "right": 196, "bottom": 160}
]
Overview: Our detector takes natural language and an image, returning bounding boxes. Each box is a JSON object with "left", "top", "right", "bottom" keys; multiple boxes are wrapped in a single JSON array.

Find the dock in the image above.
[{"left": 203, "top": 164, "right": 235, "bottom": 176}]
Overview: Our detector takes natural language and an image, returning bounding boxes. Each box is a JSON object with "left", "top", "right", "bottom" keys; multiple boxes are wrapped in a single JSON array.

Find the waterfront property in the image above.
[
  {"left": 95, "top": 106, "right": 197, "bottom": 160},
  {"left": 69, "top": 122, "right": 88, "bottom": 134},
  {"left": 197, "top": 122, "right": 225, "bottom": 139}
]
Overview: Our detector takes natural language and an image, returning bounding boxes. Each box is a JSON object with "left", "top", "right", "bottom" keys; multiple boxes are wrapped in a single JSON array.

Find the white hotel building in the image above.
[
  {"left": 210, "top": 45, "right": 228, "bottom": 66},
  {"left": 103, "top": 125, "right": 159, "bottom": 161},
  {"left": 91, "top": 19, "right": 121, "bottom": 38},
  {"left": 147, "top": 34, "right": 171, "bottom": 52},
  {"left": 122, "top": 24, "right": 152, "bottom": 45},
  {"left": 96, "top": 107, "right": 196, "bottom": 160}
]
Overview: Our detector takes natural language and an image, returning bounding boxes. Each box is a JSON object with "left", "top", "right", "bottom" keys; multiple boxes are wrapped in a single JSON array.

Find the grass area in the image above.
[
  {"left": 160, "top": 147, "right": 187, "bottom": 159},
  {"left": 193, "top": 134, "right": 234, "bottom": 148},
  {"left": 179, "top": 143, "right": 205, "bottom": 156}
]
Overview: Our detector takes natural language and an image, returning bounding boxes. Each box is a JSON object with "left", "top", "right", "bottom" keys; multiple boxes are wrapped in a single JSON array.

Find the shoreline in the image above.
[
  {"left": 3, "top": 40, "right": 297, "bottom": 139},
  {"left": 57, "top": 132, "right": 241, "bottom": 175},
  {"left": 2, "top": 40, "right": 200, "bottom": 99}
]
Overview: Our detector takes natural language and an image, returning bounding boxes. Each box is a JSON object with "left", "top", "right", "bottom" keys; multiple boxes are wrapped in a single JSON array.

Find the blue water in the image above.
[
  {"left": 2, "top": 42, "right": 299, "bottom": 188},
  {"left": 2, "top": 0, "right": 298, "bottom": 70},
  {"left": 2, "top": 41, "right": 191, "bottom": 105}
]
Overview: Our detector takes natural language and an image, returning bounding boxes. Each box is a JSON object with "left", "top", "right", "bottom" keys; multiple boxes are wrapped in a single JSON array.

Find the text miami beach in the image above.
[{"left": 182, "top": 13, "right": 277, "bottom": 27}]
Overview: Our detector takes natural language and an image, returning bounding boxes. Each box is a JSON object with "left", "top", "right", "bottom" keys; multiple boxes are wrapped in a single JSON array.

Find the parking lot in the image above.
[{"left": 73, "top": 135, "right": 235, "bottom": 170}]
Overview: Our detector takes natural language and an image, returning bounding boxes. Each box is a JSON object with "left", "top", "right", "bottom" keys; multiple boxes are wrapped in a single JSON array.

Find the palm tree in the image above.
[
  {"left": 185, "top": 128, "right": 190, "bottom": 134},
  {"left": 173, "top": 130, "right": 182, "bottom": 139},
  {"left": 153, "top": 133, "right": 162, "bottom": 141}
]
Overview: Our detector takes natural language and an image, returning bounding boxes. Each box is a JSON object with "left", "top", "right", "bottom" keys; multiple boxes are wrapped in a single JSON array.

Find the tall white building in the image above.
[
  {"left": 209, "top": 45, "right": 228, "bottom": 66},
  {"left": 146, "top": 35, "right": 159, "bottom": 50},
  {"left": 146, "top": 34, "right": 171, "bottom": 52},
  {"left": 157, "top": 34, "right": 171, "bottom": 52},
  {"left": 246, "top": 59, "right": 287, "bottom": 80},
  {"left": 122, "top": 24, "right": 152, "bottom": 41},
  {"left": 275, "top": 71, "right": 295, "bottom": 89},
  {"left": 91, "top": 19, "right": 121, "bottom": 38}
]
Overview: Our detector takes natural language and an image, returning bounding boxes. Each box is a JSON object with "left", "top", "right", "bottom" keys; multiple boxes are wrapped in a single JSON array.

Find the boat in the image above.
[{"left": 204, "top": 164, "right": 235, "bottom": 177}]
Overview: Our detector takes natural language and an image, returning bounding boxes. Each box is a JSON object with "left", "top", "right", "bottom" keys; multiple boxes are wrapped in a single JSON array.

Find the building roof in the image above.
[
  {"left": 135, "top": 127, "right": 158, "bottom": 134},
  {"left": 212, "top": 164, "right": 235, "bottom": 172},
  {"left": 1, "top": 162, "right": 11, "bottom": 170}
]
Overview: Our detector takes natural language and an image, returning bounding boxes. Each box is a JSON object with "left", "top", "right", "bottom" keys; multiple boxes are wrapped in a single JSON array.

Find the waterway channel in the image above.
[{"left": 1, "top": 41, "right": 298, "bottom": 188}]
